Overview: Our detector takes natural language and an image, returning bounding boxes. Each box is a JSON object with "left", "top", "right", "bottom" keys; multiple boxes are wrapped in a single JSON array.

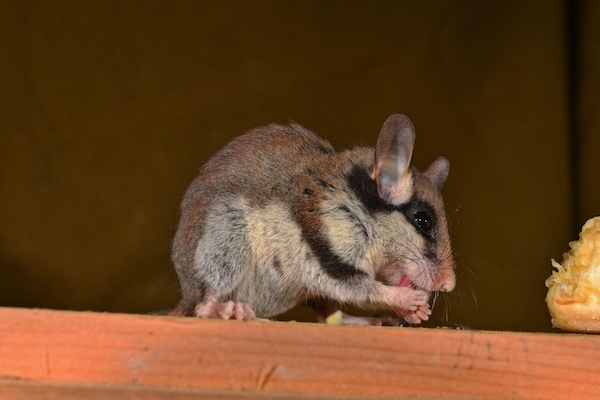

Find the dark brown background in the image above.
[{"left": 2, "top": 1, "right": 597, "bottom": 331}]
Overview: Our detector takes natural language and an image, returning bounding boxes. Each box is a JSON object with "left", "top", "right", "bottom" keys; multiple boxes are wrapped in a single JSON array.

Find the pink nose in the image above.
[{"left": 438, "top": 267, "right": 456, "bottom": 292}]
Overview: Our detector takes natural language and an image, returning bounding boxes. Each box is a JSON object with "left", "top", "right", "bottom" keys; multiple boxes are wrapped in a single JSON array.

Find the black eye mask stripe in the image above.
[
  {"left": 346, "top": 165, "right": 437, "bottom": 242},
  {"left": 399, "top": 198, "right": 437, "bottom": 243}
]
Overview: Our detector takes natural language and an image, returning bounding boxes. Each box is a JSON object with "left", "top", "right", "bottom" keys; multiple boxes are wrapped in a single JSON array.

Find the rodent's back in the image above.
[
  {"left": 195, "top": 123, "right": 334, "bottom": 204},
  {"left": 181, "top": 123, "right": 335, "bottom": 223}
]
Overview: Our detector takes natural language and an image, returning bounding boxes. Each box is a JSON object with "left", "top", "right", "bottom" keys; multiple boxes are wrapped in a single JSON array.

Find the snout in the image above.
[{"left": 436, "top": 264, "right": 456, "bottom": 292}]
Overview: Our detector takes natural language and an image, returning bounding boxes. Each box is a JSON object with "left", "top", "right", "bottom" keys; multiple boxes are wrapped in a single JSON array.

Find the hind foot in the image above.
[{"left": 195, "top": 296, "right": 256, "bottom": 321}]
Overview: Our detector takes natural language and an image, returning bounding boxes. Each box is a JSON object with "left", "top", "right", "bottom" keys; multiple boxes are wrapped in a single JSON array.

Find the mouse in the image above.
[{"left": 168, "top": 114, "right": 455, "bottom": 325}]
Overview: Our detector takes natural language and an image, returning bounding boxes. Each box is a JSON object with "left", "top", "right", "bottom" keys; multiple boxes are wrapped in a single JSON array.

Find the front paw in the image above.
[
  {"left": 399, "top": 303, "right": 432, "bottom": 325},
  {"left": 383, "top": 286, "right": 431, "bottom": 324}
]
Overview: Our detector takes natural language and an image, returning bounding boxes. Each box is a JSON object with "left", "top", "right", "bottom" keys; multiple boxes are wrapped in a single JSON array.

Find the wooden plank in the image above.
[
  {"left": 0, "top": 380, "right": 345, "bottom": 400},
  {"left": 0, "top": 307, "right": 599, "bottom": 399}
]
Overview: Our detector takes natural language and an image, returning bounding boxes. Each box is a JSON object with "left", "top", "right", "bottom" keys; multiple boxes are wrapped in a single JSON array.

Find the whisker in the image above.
[{"left": 431, "top": 291, "right": 439, "bottom": 313}]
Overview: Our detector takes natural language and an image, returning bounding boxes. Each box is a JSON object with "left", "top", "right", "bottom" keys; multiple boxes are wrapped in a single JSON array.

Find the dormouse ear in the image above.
[
  {"left": 424, "top": 156, "right": 450, "bottom": 192},
  {"left": 373, "top": 114, "right": 415, "bottom": 205}
]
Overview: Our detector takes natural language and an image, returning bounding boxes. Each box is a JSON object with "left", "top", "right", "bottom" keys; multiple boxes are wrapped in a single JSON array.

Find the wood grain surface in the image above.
[{"left": 0, "top": 307, "right": 598, "bottom": 399}]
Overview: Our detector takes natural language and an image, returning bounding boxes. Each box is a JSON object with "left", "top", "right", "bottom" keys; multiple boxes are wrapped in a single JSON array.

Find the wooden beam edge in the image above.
[{"left": 0, "top": 307, "right": 599, "bottom": 399}]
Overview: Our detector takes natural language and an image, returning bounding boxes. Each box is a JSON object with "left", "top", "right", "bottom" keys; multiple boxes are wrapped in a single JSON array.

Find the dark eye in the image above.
[{"left": 413, "top": 211, "right": 433, "bottom": 234}]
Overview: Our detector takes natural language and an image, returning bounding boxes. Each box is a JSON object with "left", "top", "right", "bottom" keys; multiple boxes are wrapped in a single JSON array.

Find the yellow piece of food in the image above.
[
  {"left": 546, "top": 216, "right": 600, "bottom": 332},
  {"left": 325, "top": 310, "right": 344, "bottom": 326}
]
